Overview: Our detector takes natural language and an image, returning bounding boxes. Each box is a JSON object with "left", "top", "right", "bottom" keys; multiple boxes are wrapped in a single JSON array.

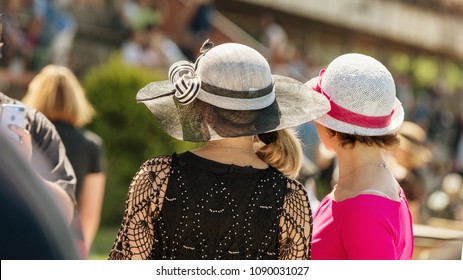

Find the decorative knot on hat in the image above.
[
  {"left": 168, "top": 39, "right": 214, "bottom": 105},
  {"left": 168, "top": 61, "right": 201, "bottom": 105}
]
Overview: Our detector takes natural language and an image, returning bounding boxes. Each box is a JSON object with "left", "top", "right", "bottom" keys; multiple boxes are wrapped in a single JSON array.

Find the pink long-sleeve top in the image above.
[{"left": 311, "top": 188, "right": 414, "bottom": 260}]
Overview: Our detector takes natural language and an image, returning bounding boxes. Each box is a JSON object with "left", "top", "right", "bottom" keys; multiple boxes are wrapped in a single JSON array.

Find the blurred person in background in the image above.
[
  {"left": 184, "top": 0, "right": 213, "bottom": 58},
  {"left": 121, "top": 27, "right": 159, "bottom": 68},
  {"left": 452, "top": 111, "right": 463, "bottom": 177},
  {"left": 22, "top": 64, "right": 106, "bottom": 258},
  {"left": 440, "top": 173, "right": 463, "bottom": 221},
  {"left": 121, "top": 24, "right": 186, "bottom": 69},
  {"left": 146, "top": 24, "right": 187, "bottom": 67},
  {"left": 296, "top": 121, "right": 336, "bottom": 199},
  {"left": 1, "top": 0, "right": 35, "bottom": 72},
  {"left": 259, "top": 13, "right": 304, "bottom": 81},
  {"left": 308, "top": 53, "right": 413, "bottom": 260},
  {"left": 386, "top": 121, "right": 433, "bottom": 224},
  {"left": 119, "top": 0, "right": 164, "bottom": 32},
  {"left": 29, "top": 0, "right": 77, "bottom": 70},
  {"left": 260, "top": 13, "right": 288, "bottom": 66}
]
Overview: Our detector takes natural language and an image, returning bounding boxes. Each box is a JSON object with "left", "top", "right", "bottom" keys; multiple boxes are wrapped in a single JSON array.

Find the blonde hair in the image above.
[
  {"left": 22, "top": 65, "right": 95, "bottom": 127},
  {"left": 256, "top": 128, "right": 303, "bottom": 179}
]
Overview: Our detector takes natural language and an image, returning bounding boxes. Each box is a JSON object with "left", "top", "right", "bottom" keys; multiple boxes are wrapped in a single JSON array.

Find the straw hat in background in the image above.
[{"left": 396, "top": 121, "right": 432, "bottom": 170}]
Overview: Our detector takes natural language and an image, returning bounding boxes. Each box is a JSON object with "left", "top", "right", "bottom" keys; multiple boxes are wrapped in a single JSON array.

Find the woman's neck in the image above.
[
  {"left": 334, "top": 144, "right": 393, "bottom": 193},
  {"left": 192, "top": 136, "right": 268, "bottom": 169},
  {"left": 206, "top": 137, "right": 256, "bottom": 153}
]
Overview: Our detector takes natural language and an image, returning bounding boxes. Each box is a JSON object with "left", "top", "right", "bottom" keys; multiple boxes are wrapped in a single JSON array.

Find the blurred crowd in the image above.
[
  {"left": 118, "top": 0, "right": 214, "bottom": 68},
  {"left": 1, "top": 0, "right": 213, "bottom": 71},
  {"left": 1, "top": 0, "right": 77, "bottom": 73},
  {"left": 1, "top": 0, "right": 463, "bottom": 229}
]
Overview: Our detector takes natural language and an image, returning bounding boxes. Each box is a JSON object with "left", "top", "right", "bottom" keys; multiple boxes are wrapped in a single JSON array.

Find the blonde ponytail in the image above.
[{"left": 256, "top": 128, "right": 303, "bottom": 179}]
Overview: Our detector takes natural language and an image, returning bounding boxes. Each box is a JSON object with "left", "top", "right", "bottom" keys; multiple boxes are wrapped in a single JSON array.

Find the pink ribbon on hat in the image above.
[{"left": 313, "top": 69, "right": 394, "bottom": 129}]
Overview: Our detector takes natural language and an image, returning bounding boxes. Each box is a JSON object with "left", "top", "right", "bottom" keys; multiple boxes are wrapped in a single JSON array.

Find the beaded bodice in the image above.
[{"left": 109, "top": 152, "right": 312, "bottom": 260}]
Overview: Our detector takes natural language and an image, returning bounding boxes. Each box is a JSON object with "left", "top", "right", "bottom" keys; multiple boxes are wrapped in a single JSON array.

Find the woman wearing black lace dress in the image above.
[{"left": 108, "top": 40, "right": 330, "bottom": 260}]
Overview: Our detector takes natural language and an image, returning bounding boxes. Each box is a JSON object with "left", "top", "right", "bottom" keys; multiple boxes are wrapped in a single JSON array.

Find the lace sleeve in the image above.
[
  {"left": 108, "top": 156, "right": 172, "bottom": 260},
  {"left": 278, "top": 179, "right": 312, "bottom": 260}
]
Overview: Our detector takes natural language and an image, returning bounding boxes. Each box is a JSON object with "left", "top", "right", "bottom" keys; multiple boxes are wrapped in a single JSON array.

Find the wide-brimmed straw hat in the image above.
[
  {"left": 137, "top": 40, "right": 330, "bottom": 142},
  {"left": 307, "top": 53, "right": 404, "bottom": 136}
]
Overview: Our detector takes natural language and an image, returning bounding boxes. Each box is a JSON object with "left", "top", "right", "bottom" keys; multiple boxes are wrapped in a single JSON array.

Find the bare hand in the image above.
[{"left": 9, "top": 124, "right": 32, "bottom": 162}]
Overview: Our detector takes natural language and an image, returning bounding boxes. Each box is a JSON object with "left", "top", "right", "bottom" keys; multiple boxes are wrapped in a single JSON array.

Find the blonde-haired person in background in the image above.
[
  {"left": 22, "top": 65, "right": 106, "bottom": 258},
  {"left": 108, "top": 40, "right": 330, "bottom": 260}
]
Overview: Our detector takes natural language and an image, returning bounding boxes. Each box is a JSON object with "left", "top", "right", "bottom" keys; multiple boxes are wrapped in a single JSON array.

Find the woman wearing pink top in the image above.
[{"left": 307, "top": 53, "right": 414, "bottom": 260}]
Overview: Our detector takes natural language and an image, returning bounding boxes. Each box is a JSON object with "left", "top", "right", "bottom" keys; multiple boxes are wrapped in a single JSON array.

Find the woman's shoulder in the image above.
[
  {"left": 284, "top": 175, "right": 304, "bottom": 187},
  {"left": 131, "top": 155, "right": 174, "bottom": 187},
  {"left": 133, "top": 155, "right": 174, "bottom": 177},
  {"left": 82, "top": 129, "right": 104, "bottom": 146},
  {"left": 141, "top": 154, "right": 173, "bottom": 167},
  {"left": 281, "top": 175, "right": 309, "bottom": 198},
  {"left": 332, "top": 191, "right": 403, "bottom": 222}
]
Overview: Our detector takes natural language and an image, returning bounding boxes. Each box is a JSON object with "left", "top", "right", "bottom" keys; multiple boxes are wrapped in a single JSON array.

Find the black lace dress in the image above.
[{"left": 109, "top": 152, "right": 312, "bottom": 260}]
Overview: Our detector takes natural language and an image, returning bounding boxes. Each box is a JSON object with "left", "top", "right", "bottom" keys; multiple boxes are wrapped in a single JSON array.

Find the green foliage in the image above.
[
  {"left": 82, "top": 53, "right": 199, "bottom": 227},
  {"left": 389, "top": 53, "right": 463, "bottom": 93},
  {"left": 442, "top": 62, "right": 463, "bottom": 92},
  {"left": 88, "top": 226, "right": 119, "bottom": 259},
  {"left": 389, "top": 52, "right": 411, "bottom": 75},
  {"left": 411, "top": 56, "right": 439, "bottom": 89}
]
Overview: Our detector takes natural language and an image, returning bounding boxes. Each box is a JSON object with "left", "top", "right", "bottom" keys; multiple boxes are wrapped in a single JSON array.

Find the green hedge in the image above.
[{"left": 82, "top": 53, "right": 200, "bottom": 227}]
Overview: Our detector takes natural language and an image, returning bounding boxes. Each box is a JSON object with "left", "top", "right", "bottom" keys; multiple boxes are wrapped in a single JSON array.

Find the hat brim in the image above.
[
  {"left": 306, "top": 77, "right": 404, "bottom": 136},
  {"left": 137, "top": 75, "right": 330, "bottom": 142}
]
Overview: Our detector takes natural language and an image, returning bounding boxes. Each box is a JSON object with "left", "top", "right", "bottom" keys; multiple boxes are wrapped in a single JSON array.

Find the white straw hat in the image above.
[
  {"left": 137, "top": 40, "right": 330, "bottom": 142},
  {"left": 307, "top": 53, "right": 404, "bottom": 136}
]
